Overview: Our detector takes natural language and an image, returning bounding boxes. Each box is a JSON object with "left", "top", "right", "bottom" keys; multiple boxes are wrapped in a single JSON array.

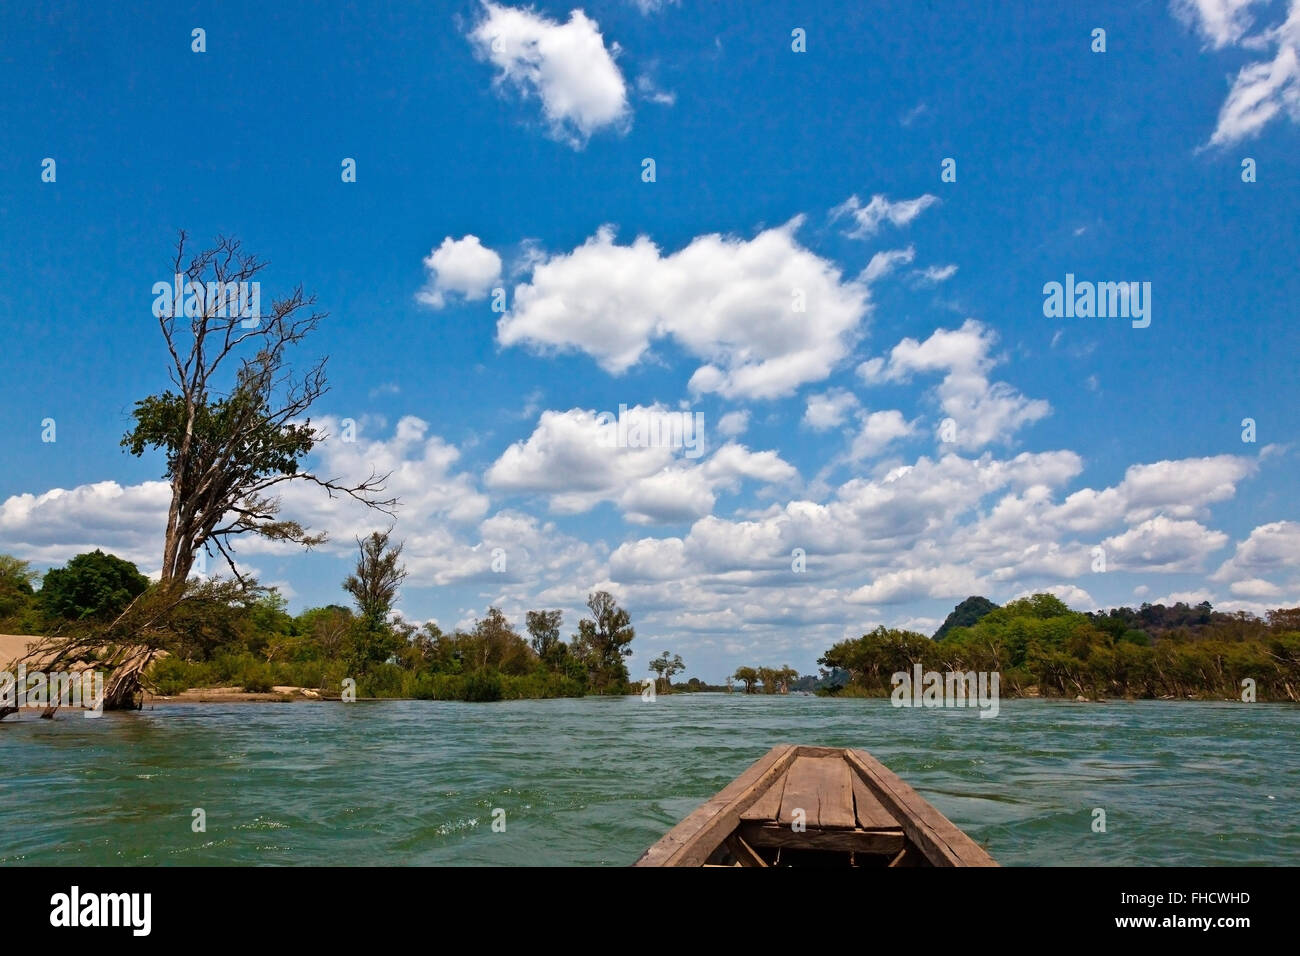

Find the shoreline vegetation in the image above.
[
  {"left": 817, "top": 594, "right": 1300, "bottom": 703},
  {"left": 3, "top": 547, "right": 1297, "bottom": 712}
]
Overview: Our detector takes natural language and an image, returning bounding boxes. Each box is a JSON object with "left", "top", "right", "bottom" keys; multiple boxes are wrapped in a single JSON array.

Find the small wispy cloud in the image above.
[
  {"left": 831, "top": 193, "right": 939, "bottom": 239},
  {"left": 913, "top": 263, "right": 958, "bottom": 284},
  {"left": 860, "top": 245, "right": 916, "bottom": 283},
  {"left": 899, "top": 102, "right": 928, "bottom": 126},
  {"left": 1172, "top": 0, "right": 1300, "bottom": 146}
]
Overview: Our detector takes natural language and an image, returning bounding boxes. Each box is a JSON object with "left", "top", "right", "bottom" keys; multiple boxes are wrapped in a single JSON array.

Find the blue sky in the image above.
[{"left": 1, "top": 0, "right": 1297, "bottom": 680}]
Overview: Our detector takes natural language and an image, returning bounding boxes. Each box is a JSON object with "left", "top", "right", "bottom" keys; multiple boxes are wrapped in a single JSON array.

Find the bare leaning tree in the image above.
[{"left": 37, "top": 232, "right": 397, "bottom": 710}]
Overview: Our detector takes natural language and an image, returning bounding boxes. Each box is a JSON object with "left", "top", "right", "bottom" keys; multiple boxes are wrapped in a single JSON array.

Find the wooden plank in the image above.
[
  {"left": 818, "top": 758, "right": 856, "bottom": 829},
  {"left": 633, "top": 744, "right": 800, "bottom": 867},
  {"left": 844, "top": 749, "right": 996, "bottom": 867},
  {"left": 724, "top": 833, "right": 768, "bottom": 867},
  {"left": 777, "top": 756, "right": 821, "bottom": 827},
  {"left": 778, "top": 755, "right": 855, "bottom": 829},
  {"left": 794, "top": 745, "right": 844, "bottom": 758},
  {"left": 739, "top": 773, "right": 786, "bottom": 822},
  {"left": 740, "top": 822, "right": 905, "bottom": 855},
  {"left": 852, "top": 773, "right": 901, "bottom": 830}
]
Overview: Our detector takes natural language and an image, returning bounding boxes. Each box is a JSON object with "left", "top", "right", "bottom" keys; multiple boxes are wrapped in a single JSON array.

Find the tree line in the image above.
[
  {"left": 0, "top": 533, "right": 639, "bottom": 703},
  {"left": 818, "top": 593, "right": 1300, "bottom": 701},
  {"left": 731, "top": 665, "right": 799, "bottom": 694}
]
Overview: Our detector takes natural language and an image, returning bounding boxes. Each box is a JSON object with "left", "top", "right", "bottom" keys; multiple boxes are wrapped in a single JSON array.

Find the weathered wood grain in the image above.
[{"left": 843, "top": 748, "right": 996, "bottom": 867}]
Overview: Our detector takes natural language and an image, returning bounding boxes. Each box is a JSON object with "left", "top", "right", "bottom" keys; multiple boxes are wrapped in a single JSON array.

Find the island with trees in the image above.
[{"left": 819, "top": 594, "right": 1300, "bottom": 701}]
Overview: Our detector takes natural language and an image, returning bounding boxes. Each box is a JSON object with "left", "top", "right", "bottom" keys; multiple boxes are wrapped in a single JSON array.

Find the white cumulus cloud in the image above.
[
  {"left": 496, "top": 220, "right": 871, "bottom": 400},
  {"left": 468, "top": 2, "right": 630, "bottom": 147},
  {"left": 416, "top": 235, "right": 502, "bottom": 308},
  {"left": 858, "top": 319, "right": 1050, "bottom": 450},
  {"left": 803, "top": 388, "right": 859, "bottom": 430}
]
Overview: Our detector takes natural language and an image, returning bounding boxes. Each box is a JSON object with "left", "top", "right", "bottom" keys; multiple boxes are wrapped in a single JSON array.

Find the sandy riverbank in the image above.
[
  {"left": 3, "top": 635, "right": 331, "bottom": 709},
  {"left": 150, "top": 686, "right": 325, "bottom": 704},
  {"left": 0, "top": 634, "right": 51, "bottom": 669}
]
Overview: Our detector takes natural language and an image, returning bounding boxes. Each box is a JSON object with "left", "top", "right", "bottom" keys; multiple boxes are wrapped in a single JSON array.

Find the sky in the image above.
[{"left": 0, "top": 0, "right": 1297, "bottom": 681}]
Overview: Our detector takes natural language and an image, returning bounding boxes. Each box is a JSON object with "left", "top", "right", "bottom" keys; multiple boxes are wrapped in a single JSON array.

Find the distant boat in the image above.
[{"left": 635, "top": 744, "right": 996, "bottom": 867}]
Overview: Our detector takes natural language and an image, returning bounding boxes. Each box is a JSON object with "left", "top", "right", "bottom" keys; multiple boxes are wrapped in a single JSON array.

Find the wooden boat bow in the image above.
[{"left": 635, "top": 744, "right": 997, "bottom": 867}]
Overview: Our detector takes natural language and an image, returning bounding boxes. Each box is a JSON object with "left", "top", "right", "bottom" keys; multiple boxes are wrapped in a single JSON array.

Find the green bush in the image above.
[
  {"left": 358, "top": 662, "right": 406, "bottom": 698},
  {"left": 147, "top": 656, "right": 211, "bottom": 696},
  {"left": 500, "top": 670, "right": 585, "bottom": 699},
  {"left": 461, "top": 672, "right": 503, "bottom": 702},
  {"left": 235, "top": 658, "right": 275, "bottom": 693}
]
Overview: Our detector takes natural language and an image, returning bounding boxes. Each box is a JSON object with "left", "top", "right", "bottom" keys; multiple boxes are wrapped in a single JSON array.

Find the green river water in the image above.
[{"left": 2, "top": 695, "right": 1296, "bottom": 865}]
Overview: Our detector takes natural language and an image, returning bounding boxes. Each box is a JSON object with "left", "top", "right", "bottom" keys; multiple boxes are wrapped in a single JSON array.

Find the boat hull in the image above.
[{"left": 635, "top": 744, "right": 997, "bottom": 867}]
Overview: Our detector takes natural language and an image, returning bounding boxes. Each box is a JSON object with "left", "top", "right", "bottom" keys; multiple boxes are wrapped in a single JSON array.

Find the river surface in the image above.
[{"left": 2, "top": 695, "right": 1296, "bottom": 865}]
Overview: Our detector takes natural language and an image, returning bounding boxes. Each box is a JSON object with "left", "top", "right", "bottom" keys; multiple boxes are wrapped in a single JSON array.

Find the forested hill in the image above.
[
  {"left": 821, "top": 594, "right": 1300, "bottom": 701},
  {"left": 933, "top": 596, "right": 998, "bottom": 640}
]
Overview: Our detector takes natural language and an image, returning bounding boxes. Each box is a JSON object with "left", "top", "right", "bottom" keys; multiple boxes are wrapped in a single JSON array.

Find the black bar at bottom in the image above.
[{"left": 8, "top": 865, "right": 1281, "bottom": 942}]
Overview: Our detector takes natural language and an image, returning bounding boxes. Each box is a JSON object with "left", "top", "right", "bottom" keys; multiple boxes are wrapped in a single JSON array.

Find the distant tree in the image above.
[
  {"left": 815, "top": 666, "right": 851, "bottom": 690},
  {"left": 573, "top": 591, "right": 634, "bottom": 693},
  {"left": 756, "top": 666, "right": 797, "bottom": 694},
  {"left": 344, "top": 530, "right": 407, "bottom": 624},
  {"left": 933, "top": 595, "right": 999, "bottom": 640},
  {"left": 649, "top": 652, "right": 685, "bottom": 692},
  {"left": 526, "top": 609, "right": 564, "bottom": 658},
  {"left": 343, "top": 531, "right": 407, "bottom": 673},
  {"left": 733, "top": 666, "right": 759, "bottom": 693},
  {"left": 470, "top": 607, "right": 534, "bottom": 675},
  {"left": 296, "top": 605, "right": 354, "bottom": 660},
  {"left": 39, "top": 550, "right": 149, "bottom": 622},
  {"left": 1011, "top": 593, "right": 1072, "bottom": 619},
  {"left": 819, "top": 626, "right": 932, "bottom": 688},
  {"left": 1268, "top": 608, "right": 1300, "bottom": 633},
  {"left": 163, "top": 580, "right": 260, "bottom": 660},
  {"left": 0, "top": 554, "right": 39, "bottom": 621}
]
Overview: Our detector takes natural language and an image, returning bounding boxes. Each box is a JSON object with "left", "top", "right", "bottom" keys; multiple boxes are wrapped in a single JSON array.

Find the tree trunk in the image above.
[{"left": 101, "top": 647, "right": 155, "bottom": 711}]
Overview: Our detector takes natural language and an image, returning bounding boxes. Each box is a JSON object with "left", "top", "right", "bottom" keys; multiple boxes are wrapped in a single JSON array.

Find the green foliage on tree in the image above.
[
  {"left": 649, "top": 651, "right": 685, "bottom": 692},
  {"left": 38, "top": 550, "right": 149, "bottom": 622},
  {"left": 344, "top": 530, "right": 407, "bottom": 625},
  {"left": 572, "top": 591, "right": 635, "bottom": 694},
  {"left": 756, "top": 665, "right": 798, "bottom": 693},
  {"left": 819, "top": 594, "right": 1300, "bottom": 701},
  {"left": 342, "top": 530, "right": 407, "bottom": 675},
  {"left": 526, "top": 609, "right": 564, "bottom": 658},
  {"left": 0, "top": 555, "right": 39, "bottom": 625}
]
